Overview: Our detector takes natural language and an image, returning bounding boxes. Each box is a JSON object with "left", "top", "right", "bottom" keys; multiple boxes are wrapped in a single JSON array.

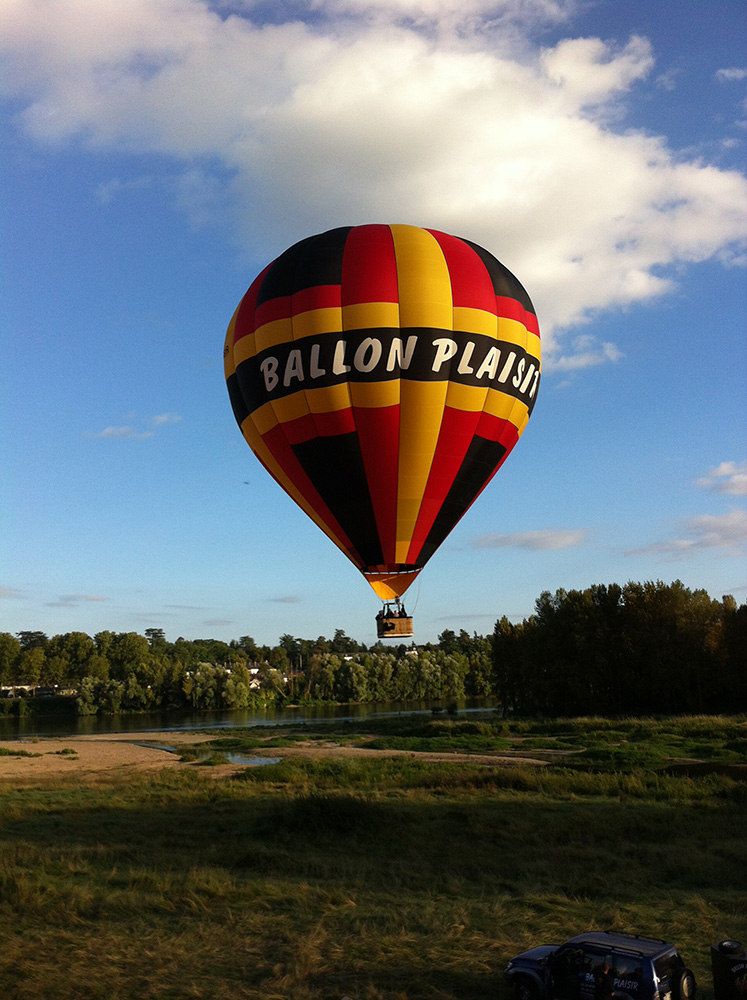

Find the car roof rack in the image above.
[{"left": 603, "top": 931, "right": 668, "bottom": 945}]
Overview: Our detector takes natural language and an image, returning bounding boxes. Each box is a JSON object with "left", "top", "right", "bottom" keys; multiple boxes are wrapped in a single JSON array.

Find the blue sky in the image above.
[{"left": 2, "top": 0, "right": 746, "bottom": 648}]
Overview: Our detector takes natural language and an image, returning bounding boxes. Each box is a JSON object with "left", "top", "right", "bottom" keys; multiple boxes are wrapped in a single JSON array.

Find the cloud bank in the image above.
[
  {"left": 471, "top": 528, "right": 586, "bottom": 550},
  {"left": 46, "top": 594, "right": 110, "bottom": 607},
  {"left": 628, "top": 509, "right": 747, "bottom": 559},
  {"left": 0, "top": 586, "right": 25, "bottom": 600},
  {"left": 2, "top": 0, "right": 746, "bottom": 346},
  {"left": 85, "top": 412, "right": 182, "bottom": 439},
  {"left": 697, "top": 461, "right": 747, "bottom": 496}
]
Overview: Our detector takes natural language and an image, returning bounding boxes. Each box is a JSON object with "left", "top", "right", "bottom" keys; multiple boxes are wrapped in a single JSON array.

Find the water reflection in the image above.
[
  {"left": 131, "top": 742, "right": 282, "bottom": 767},
  {"left": 225, "top": 754, "right": 282, "bottom": 766},
  {"left": 0, "top": 699, "right": 497, "bottom": 740}
]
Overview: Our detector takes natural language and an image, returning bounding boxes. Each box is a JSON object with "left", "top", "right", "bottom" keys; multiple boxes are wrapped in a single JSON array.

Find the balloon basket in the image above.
[{"left": 376, "top": 601, "right": 414, "bottom": 639}]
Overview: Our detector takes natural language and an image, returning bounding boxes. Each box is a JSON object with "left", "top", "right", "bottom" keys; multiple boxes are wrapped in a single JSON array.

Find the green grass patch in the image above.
[
  {"left": 364, "top": 733, "right": 511, "bottom": 752},
  {"left": 202, "top": 713, "right": 747, "bottom": 773},
  {"left": 0, "top": 746, "right": 42, "bottom": 758},
  {"left": 1, "top": 715, "right": 744, "bottom": 999}
]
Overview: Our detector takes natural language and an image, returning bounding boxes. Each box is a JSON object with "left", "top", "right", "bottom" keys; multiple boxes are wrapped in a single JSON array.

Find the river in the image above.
[{"left": 0, "top": 698, "right": 498, "bottom": 740}]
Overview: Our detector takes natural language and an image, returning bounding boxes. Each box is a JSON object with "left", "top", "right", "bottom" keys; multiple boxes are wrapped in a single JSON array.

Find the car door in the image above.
[
  {"left": 611, "top": 952, "right": 644, "bottom": 1000},
  {"left": 551, "top": 947, "right": 586, "bottom": 1000},
  {"left": 580, "top": 948, "right": 611, "bottom": 1000}
]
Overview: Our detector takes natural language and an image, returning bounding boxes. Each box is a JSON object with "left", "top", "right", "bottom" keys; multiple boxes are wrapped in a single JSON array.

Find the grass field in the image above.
[{"left": 0, "top": 714, "right": 745, "bottom": 1000}]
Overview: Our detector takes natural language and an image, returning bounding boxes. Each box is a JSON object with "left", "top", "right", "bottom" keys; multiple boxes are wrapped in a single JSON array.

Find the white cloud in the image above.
[
  {"left": 656, "top": 68, "right": 679, "bottom": 92},
  {"left": 48, "top": 594, "right": 110, "bottom": 607},
  {"left": 2, "top": 0, "right": 746, "bottom": 353},
  {"left": 716, "top": 68, "right": 747, "bottom": 82},
  {"left": 150, "top": 412, "right": 182, "bottom": 427},
  {"left": 86, "top": 425, "right": 154, "bottom": 440},
  {"left": 0, "top": 586, "right": 25, "bottom": 600},
  {"left": 544, "top": 334, "right": 623, "bottom": 372},
  {"left": 471, "top": 528, "right": 586, "bottom": 550},
  {"left": 269, "top": 595, "right": 302, "bottom": 603},
  {"left": 628, "top": 509, "right": 747, "bottom": 558},
  {"left": 61, "top": 594, "right": 109, "bottom": 602},
  {"left": 95, "top": 174, "right": 156, "bottom": 205},
  {"left": 697, "top": 461, "right": 747, "bottom": 496},
  {"left": 85, "top": 412, "right": 182, "bottom": 438},
  {"left": 540, "top": 35, "right": 654, "bottom": 107}
]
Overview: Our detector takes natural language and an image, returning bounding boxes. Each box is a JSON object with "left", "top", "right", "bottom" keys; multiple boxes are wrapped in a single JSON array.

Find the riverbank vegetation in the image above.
[
  {"left": 1, "top": 580, "right": 744, "bottom": 717},
  {"left": 0, "top": 714, "right": 744, "bottom": 999}
]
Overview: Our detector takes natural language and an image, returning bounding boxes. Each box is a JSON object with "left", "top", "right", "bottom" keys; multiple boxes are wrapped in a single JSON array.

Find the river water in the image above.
[{"left": 0, "top": 698, "right": 498, "bottom": 740}]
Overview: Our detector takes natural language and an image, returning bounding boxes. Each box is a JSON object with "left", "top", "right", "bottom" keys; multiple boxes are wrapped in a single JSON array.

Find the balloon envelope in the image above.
[{"left": 224, "top": 224, "right": 540, "bottom": 600}]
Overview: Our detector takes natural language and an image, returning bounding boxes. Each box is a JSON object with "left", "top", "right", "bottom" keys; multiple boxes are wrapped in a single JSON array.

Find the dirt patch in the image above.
[
  {"left": 0, "top": 730, "right": 551, "bottom": 780},
  {"left": 266, "top": 742, "right": 548, "bottom": 768},
  {"left": 0, "top": 732, "right": 215, "bottom": 779}
]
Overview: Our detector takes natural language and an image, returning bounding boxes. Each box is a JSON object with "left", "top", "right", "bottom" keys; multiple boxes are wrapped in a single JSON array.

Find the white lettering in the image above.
[
  {"left": 283, "top": 349, "right": 304, "bottom": 387},
  {"left": 333, "top": 340, "right": 351, "bottom": 374},
  {"left": 354, "top": 337, "right": 382, "bottom": 373},
  {"left": 457, "top": 342, "right": 477, "bottom": 375},
  {"left": 386, "top": 336, "right": 418, "bottom": 372},
  {"left": 432, "top": 338, "right": 458, "bottom": 372},
  {"left": 512, "top": 357, "right": 526, "bottom": 387},
  {"left": 260, "top": 356, "right": 279, "bottom": 392},
  {"left": 310, "top": 343, "right": 326, "bottom": 378},
  {"left": 476, "top": 345, "right": 501, "bottom": 380},
  {"left": 498, "top": 351, "right": 516, "bottom": 382},
  {"left": 528, "top": 368, "right": 540, "bottom": 399},
  {"left": 520, "top": 363, "right": 536, "bottom": 393}
]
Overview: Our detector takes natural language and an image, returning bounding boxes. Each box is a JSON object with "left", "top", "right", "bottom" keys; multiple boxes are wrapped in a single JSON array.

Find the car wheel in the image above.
[
  {"left": 674, "top": 968, "right": 696, "bottom": 1000},
  {"left": 515, "top": 977, "right": 538, "bottom": 1000}
]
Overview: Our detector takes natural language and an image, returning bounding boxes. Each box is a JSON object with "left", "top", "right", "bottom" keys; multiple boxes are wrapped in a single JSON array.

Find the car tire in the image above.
[
  {"left": 515, "top": 977, "right": 539, "bottom": 1000},
  {"left": 673, "top": 968, "right": 696, "bottom": 1000}
]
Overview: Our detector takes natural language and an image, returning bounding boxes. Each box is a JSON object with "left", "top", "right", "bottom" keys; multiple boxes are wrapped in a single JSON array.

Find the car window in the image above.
[
  {"left": 654, "top": 953, "right": 682, "bottom": 980},
  {"left": 614, "top": 955, "right": 643, "bottom": 984},
  {"left": 582, "top": 950, "right": 608, "bottom": 973}
]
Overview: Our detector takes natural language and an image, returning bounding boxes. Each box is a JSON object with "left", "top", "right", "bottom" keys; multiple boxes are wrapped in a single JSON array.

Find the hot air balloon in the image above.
[{"left": 224, "top": 225, "right": 540, "bottom": 637}]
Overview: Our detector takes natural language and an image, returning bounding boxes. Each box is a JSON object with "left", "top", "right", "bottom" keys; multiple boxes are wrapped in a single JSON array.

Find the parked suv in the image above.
[{"left": 504, "top": 931, "right": 696, "bottom": 1000}]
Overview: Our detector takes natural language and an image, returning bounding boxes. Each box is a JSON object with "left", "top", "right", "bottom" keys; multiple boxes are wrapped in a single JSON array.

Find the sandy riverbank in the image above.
[
  {"left": 0, "top": 731, "right": 216, "bottom": 779},
  {"left": 0, "top": 731, "right": 548, "bottom": 780}
]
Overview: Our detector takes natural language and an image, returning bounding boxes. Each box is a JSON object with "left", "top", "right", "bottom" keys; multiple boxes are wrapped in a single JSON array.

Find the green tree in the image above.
[
  {"left": 15, "top": 647, "right": 45, "bottom": 684},
  {"left": 437, "top": 629, "right": 458, "bottom": 655},
  {"left": 493, "top": 616, "right": 519, "bottom": 713},
  {"left": 234, "top": 636, "right": 261, "bottom": 661},
  {"left": 144, "top": 628, "right": 168, "bottom": 654},
  {"left": 334, "top": 657, "right": 369, "bottom": 703},
  {"left": 440, "top": 651, "right": 468, "bottom": 700},
  {"left": 330, "top": 629, "right": 360, "bottom": 655},
  {"left": 76, "top": 677, "right": 99, "bottom": 715},
  {"left": 364, "top": 651, "right": 395, "bottom": 702},
  {"left": 107, "top": 632, "right": 151, "bottom": 680},
  {"left": 16, "top": 631, "right": 48, "bottom": 651},
  {"left": 0, "top": 633, "right": 21, "bottom": 685},
  {"left": 222, "top": 664, "right": 256, "bottom": 709},
  {"left": 46, "top": 632, "right": 106, "bottom": 686},
  {"left": 409, "top": 650, "right": 441, "bottom": 700},
  {"left": 76, "top": 676, "right": 125, "bottom": 715},
  {"left": 278, "top": 634, "right": 300, "bottom": 661},
  {"left": 267, "top": 646, "right": 290, "bottom": 673}
]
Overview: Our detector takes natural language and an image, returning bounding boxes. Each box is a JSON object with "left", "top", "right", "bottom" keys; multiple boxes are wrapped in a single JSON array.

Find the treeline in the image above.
[
  {"left": 1, "top": 580, "right": 744, "bottom": 717},
  {"left": 494, "top": 581, "right": 746, "bottom": 715},
  {"left": 0, "top": 626, "right": 493, "bottom": 715}
]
